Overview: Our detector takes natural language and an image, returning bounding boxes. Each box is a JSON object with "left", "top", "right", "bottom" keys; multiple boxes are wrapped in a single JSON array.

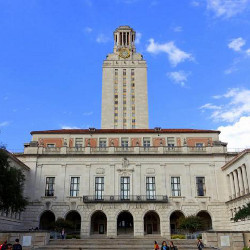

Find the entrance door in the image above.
[
  {"left": 117, "top": 211, "right": 134, "bottom": 235},
  {"left": 147, "top": 224, "right": 153, "bottom": 234},
  {"left": 99, "top": 224, "right": 104, "bottom": 234}
]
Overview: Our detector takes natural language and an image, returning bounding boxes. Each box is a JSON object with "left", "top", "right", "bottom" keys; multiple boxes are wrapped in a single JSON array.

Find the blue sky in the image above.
[{"left": 0, "top": 0, "right": 250, "bottom": 151}]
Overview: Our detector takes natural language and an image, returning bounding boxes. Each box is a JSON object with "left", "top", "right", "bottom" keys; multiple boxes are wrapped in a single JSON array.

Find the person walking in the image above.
[
  {"left": 169, "top": 241, "right": 177, "bottom": 250},
  {"left": 197, "top": 239, "right": 204, "bottom": 250},
  {"left": 154, "top": 241, "right": 160, "bottom": 250},
  {"left": 161, "top": 241, "right": 169, "bottom": 250},
  {"left": 61, "top": 228, "right": 65, "bottom": 239},
  {"left": 6, "top": 244, "right": 12, "bottom": 250},
  {"left": 0, "top": 241, "right": 7, "bottom": 250},
  {"left": 13, "top": 239, "right": 22, "bottom": 250}
]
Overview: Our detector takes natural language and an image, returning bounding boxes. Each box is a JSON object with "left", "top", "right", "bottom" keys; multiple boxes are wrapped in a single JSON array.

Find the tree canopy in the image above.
[
  {"left": 0, "top": 148, "right": 28, "bottom": 212},
  {"left": 178, "top": 215, "right": 205, "bottom": 233},
  {"left": 234, "top": 203, "right": 250, "bottom": 222}
]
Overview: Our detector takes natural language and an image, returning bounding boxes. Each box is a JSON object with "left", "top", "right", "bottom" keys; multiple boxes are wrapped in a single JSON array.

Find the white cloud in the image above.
[
  {"left": 82, "top": 111, "right": 93, "bottom": 116},
  {"left": 84, "top": 27, "right": 93, "bottom": 33},
  {"left": 246, "top": 48, "right": 250, "bottom": 55},
  {"left": 200, "top": 103, "right": 221, "bottom": 110},
  {"left": 96, "top": 34, "right": 109, "bottom": 43},
  {"left": 218, "top": 116, "right": 250, "bottom": 148},
  {"left": 173, "top": 26, "right": 183, "bottom": 32},
  {"left": 167, "top": 71, "right": 190, "bottom": 87},
  {"left": 228, "top": 37, "right": 246, "bottom": 52},
  {"left": 201, "top": 88, "right": 250, "bottom": 122},
  {"left": 0, "top": 121, "right": 10, "bottom": 127},
  {"left": 146, "top": 39, "right": 193, "bottom": 67},
  {"left": 191, "top": 1, "right": 200, "bottom": 7},
  {"left": 207, "top": 0, "right": 250, "bottom": 18},
  {"left": 61, "top": 126, "right": 81, "bottom": 129},
  {"left": 135, "top": 32, "right": 142, "bottom": 44}
]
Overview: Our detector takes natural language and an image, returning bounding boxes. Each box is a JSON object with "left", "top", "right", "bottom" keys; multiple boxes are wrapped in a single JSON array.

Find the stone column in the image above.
[
  {"left": 229, "top": 173, "right": 235, "bottom": 199},
  {"left": 233, "top": 171, "right": 240, "bottom": 197},
  {"left": 237, "top": 168, "right": 244, "bottom": 196},
  {"left": 107, "top": 218, "right": 117, "bottom": 237},
  {"left": 80, "top": 210, "right": 90, "bottom": 237},
  {"left": 134, "top": 220, "right": 144, "bottom": 237},
  {"left": 241, "top": 165, "right": 249, "bottom": 194}
]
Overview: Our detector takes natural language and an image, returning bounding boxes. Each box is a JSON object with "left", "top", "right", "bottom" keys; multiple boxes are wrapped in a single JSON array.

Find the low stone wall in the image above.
[
  {"left": 0, "top": 231, "right": 50, "bottom": 250},
  {"left": 0, "top": 216, "right": 24, "bottom": 231},
  {"left": 202, "top": 231, "right": 250, "bottom": 250}
]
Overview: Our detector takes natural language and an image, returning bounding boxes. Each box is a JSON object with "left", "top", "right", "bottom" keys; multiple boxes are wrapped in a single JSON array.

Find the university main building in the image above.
[{"left": 2, "top": 26, "right": 250, "bottom": 239}]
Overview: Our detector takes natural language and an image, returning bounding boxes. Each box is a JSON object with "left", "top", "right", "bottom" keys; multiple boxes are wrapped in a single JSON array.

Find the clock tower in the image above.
[{"left": 101, "top": 26, "right": 149, "bottom": 129}]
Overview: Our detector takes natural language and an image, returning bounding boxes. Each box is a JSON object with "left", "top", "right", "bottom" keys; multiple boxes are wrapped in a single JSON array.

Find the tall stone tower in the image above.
[{"left": 101, "top": 26, "right": 149, "bottom": 129}]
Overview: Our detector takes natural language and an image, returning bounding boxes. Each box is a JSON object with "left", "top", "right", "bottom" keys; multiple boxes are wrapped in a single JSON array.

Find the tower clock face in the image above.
[{"left": 119, "top": 48, "right": 130, "bottom": 59}]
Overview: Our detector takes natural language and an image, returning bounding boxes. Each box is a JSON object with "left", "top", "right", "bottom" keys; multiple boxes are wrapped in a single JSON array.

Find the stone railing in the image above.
[
  {"left": 24, "top": 145, "right": 227, "bottom": 155},
  {"left": 82, "top": 195, "right": 168, "bottom": 203}
]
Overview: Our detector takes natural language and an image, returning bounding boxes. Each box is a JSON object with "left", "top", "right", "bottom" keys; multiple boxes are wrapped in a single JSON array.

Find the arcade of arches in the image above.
[
  {"left": 91, "top": 211, "right": 107, "bottom": 234},
  {"left": 39, "top": 209, "right": 212, "bottom": 236},
  {"left": 144, "top": 211, "right": 160, "bottom": 234}
]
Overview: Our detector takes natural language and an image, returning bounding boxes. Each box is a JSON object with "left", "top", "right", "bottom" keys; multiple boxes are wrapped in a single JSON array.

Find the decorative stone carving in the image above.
[
  {"left": 96, "top": 168, "right": 105, "bottom": 174},
  {"left": 146, "top": 168, "right": 155, "bottom": 174},
  {"left": 122, "top": 157, "right": 129, "bottom": 168}
]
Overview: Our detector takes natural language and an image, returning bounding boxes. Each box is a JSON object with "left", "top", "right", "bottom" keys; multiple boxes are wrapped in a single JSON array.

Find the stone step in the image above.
[{"left": 35, "top": 239, "right": 217, "bottom": 250}]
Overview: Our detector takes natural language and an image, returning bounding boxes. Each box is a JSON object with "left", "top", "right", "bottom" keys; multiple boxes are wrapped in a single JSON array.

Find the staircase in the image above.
[{"left": 36, "top": 237, "right": 217, "bottom": 250}]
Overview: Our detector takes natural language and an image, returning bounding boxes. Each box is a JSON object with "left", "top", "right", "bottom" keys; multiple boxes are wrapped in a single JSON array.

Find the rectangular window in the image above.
[
  {"left": 143, "top": 137, "right": 150, "bottom": 148},
  {"left": 47, "top": 144, "right": 55, "bottom": 148},
  {"left": 121, "top": 138, "right": 129, "bottom": 148},
  {"left": 95, "top": 177, "right": 104, "bottom": 200},
  {"left": 70, "top": 177, "right": 80, "bottom": 197},
  {"left": 120, "top": 177, "right": 130, "bottom": 200},
  {"left": 171, "top": 177, "right": 181, "bottom": 196},
  {"left": 146, "top": 177, "right": 156, "bottom": 200},
  {"left": 196, "top": 177, "right": 206, "bottom": 196},
  {"left": 99, "top": 138, "right": 107, "bottom": 148},
  {"left": 196, "top": 143, "right": 204, "bottom": 147},
  {"left": 45, "top": 177, "right": 55, "bottom": 196},
  {"left": 75, "top": 138, "right": 83, "bottom": 148},
  {"left": 167, "top": 137, "right": 175, "bottom": 147}
]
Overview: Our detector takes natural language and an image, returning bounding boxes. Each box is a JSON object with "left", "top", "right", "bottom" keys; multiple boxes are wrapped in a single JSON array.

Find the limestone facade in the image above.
[{"left": 12, "top": 129, "right": 249, "bottom": 237}]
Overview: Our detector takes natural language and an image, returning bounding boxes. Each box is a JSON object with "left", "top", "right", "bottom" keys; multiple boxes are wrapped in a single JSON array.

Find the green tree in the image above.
[
  {"left": 52, "top": 217, "right": 74, "bottom": 232},
  {"left": 178, "top": 215, "right": 205, "bottom": 233},
  {"left": 234, "top": 203, "right": 250, "bottom": 222},
  {"left": 0, "top": 148, "right": 28, "bottom": 212}
]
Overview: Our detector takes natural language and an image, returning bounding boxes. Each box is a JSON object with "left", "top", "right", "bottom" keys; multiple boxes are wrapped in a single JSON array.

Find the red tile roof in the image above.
[{"left": 31, "top": 128, "right": 220, "bottom": 135}]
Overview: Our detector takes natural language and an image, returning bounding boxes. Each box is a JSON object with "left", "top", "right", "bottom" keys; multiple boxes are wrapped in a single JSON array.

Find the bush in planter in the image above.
[
  {"left": 171, "top": 234, "right": 186, "bottom": 239},
  {"left": 197, "top": 234, "right": 202, "bottom": 240}
]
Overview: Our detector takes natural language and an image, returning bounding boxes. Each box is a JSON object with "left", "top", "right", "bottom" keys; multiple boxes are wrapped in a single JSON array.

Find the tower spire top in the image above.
[{"left": 113, "top": 25, "right": 136, "bottom": 53}]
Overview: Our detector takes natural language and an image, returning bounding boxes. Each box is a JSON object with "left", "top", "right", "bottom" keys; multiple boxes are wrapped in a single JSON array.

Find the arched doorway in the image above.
[
  {"left": 144, "top": 211, "right": 161, "bottom": 235},
  {"left": 39, "top": 210, "right": 55, "bottom": 230},
  {"left": 117, "top": 211, "right": 133, "bottom": 235},
  {"left": 170, "top": 211, "right": 185, "bottom": 234},
  {"left": 91, "top": 211, "right": 107, "bottom": 235},
  {"left": 65, "top": 211, "right": 81, "bottom": 234},
  {"left": 197, "top": 211, "right": 212, "bottom": 230}
]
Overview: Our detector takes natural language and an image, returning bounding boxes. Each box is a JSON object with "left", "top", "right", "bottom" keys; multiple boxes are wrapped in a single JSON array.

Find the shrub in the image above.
[
  {"left": 234, "top": 203, "right": 250, "bottom": 222},
  {"left": 171, "top": 234, "right": 186, "bottom": 239},
  {"left": 197, "top": 234, "right": 202, "bottom": 239}
]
